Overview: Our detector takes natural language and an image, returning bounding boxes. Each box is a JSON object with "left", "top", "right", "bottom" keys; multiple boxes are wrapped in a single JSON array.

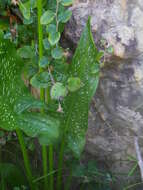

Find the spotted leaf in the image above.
[
  {"left": 0, "top": 37, "right": 60, "bottom": 145},
  {"left": 63, "top": 18, "right": 100, "bottom": 157}
]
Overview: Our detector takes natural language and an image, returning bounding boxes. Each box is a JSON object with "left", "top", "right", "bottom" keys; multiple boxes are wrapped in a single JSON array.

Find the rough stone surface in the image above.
[{"left": 65, "top": 0, "right": 143, "bottom": 189}]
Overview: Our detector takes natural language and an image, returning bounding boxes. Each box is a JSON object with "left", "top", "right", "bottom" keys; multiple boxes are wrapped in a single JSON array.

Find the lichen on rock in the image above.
[{"left": 65, "top": 0, "right": 143, "bottom": 188}]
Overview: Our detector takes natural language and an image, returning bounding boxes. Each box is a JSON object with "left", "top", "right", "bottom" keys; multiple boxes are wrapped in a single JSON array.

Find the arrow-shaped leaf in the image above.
[
  {"left": 0, "top": 37, "right": 60, "bottom": 145},
  {"left": 63, "top": 18, "right": 100, "bottom": 157}
]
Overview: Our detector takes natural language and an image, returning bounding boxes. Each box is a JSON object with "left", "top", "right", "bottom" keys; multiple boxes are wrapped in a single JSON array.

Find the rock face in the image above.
[{"left": 65, "top": 0, "right": 143, "bottom": 189}]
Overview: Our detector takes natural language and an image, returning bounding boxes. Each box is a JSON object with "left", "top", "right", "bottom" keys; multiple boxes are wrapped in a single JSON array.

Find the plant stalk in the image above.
[
  {"left": 57, "top": 140, "right": 65, "bottom": 190},
  {"left": 0, "top": 145, "right": 2, "bottom": 163},
  {"left": 42, "top": 145, "right": 48, "bottom": 189},
  {"left": 46, "top": 87, "right": 54, "bottom": 190},
  {"left": 16, "top": 129, "right": 35, "bottom": 190},
  {"left": 64, "top": 168, "right": 73, "bottom": 190},
  {"left": 49, "top": 145, "right": 54, "bottom": 190},
  {"left": 37, "top": 0, "right": 48, "bottom": 189}
]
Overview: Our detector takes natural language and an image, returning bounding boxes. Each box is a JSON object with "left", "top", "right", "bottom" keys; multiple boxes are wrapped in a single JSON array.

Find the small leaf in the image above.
[
  {"left": 48, "top": 32, "right": 60, "bottom": 46},
  {"left": 61, "top": 0, "right": 73, "bottom": 6},
  {"left": 39, "top": 56, "right": 49, "bottom": 68},
  {"left": 40, "top": 10, "right": 55, "bottom": 25},
  {"left": 51, "top": 47, "right": 63, "bottom": 59},
  {"left": 51, "top": 82, "right": 68, "bottom": 100},
  {"left": 23, "top": 17, "right": 33, "bottom": 25},
  {"left": 30, "top": 0, "right": 37, "bottom": 8},
  {"left": 43, "top": 38, "right": 51, "bottom": 50},
  {"left": 46, "top": 24, "right": 60, "bottom": 45},
  {"left": 58, "top": 10, "right": 72, "bottom": 23},
  {"left": 19, "top": 1, "right": 31, "bottom": 20},
  {"left": 46, "top": 24, "right": 57, "bottom": 34},
  {"left": 67, "top": 77, "right": 82, "bottom": 92},
  {"left": 17, "top": 46, "right": 34, "bottom": 59},
  {"left": 30, "top": 71, "right": 50, "bottom": 88}
]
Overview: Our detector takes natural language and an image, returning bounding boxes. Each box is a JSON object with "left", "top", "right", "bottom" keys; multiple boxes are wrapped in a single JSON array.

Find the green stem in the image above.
[
  {"left": 49, "top": 145, "right": 54, "bottom": 190},
  {"left": 0, "top": 145, "right": 2, "bottom": 163},
  {"left": 37, "top": 0, "right": 48, "bottom": 189},
  {"left": 57, "top": 102, "right": 74, "bottom": 190},
  {"left": 64, "top": 168, "right": 73, "bottom": 190},
  {"left": 37, "top": 0, "right": 43, "bottom": 60},
  {"left": 16, "top": 129, "right": 35, "bottom": 190},
  {"left": 57, "top": 98, "right": 75, "bottom": 190},
  {"left": 1, "top": 175, "right": 5, "bottom": 190},
  {"left": 55, "top": 0, "right": 59, "bottom": 32},
  {"left": 46, "top": 87, "right": 54, "bottom": 190},
  {"left": 56, "top": 140, "right": 65, "bottom": 190},
  {"left": 42, "top": 145, "right": 48, "bottom": 189}
]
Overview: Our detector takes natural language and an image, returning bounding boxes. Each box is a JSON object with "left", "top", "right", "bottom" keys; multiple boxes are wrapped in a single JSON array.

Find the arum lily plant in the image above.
[{"left": 0, "top": 0, "right": 102, "bottom": 189}]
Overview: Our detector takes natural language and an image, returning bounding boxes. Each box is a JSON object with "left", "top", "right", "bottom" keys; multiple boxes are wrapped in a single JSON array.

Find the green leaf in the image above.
[
  {"left": 63, "top": 18, "right": 100, "bottom": 157},
  {"left": 43, "top": 38, "right": 51, "bottom": 50},
  {"left": 51, "top": 82, "right": 68, "bottom": 100},
  {"left": 61, "top": 0, "right": 73, "bottom": 6},
  {"left": 46, "top": 24, "right": 57, "bottom": 34},
  {"left": 67, "top": 77, "right": 82, "bottom": 92},
  {"left": 19, "top": 1, "right": 31, "bottom": 20},
  {"left": 0, "top": 29, "right": 4, "bottom": 37},
  {"left": 91, "top": 64, "right": 100, "bottom": 74},
  {"left": 39, "top": 56, "right": 49, "bottom": 68},
  {"left": 17, "top": 46, "right": 34, "bottom": 59},
  {"left": 51, "top": 47, "right": 63, "bottom": 59},
  {"left": 48, "top": 32, "right": 60, "bottom": 46},
  {"left": 58, "top": 10, "right": 72, "bottom": 23},
  {"left": 23, "top": 17, "right": 34, "bottom": 25},
  {"left": 30, "top": 71, "right": 51, "bottom": 88},
  {"left": 0, "top": 37, "right": 59, "bottom": 146},
  {"left": 30, "top": 0, "right": 37, "bottom": 8},
  {"left": 46, "top": 24, "right": 60, "bottom": 45},
  {"left": 14, "top": 97, "right": 46, "bottom": 114},
  {"left": 40, "top": 10, "right": 55, "bottom": 25},
  {"left": 0, "top": 37, "right": 28, "bottom": 131},
  {"left": 18, "top": 113, "right": 60, "bottom": 145}
]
